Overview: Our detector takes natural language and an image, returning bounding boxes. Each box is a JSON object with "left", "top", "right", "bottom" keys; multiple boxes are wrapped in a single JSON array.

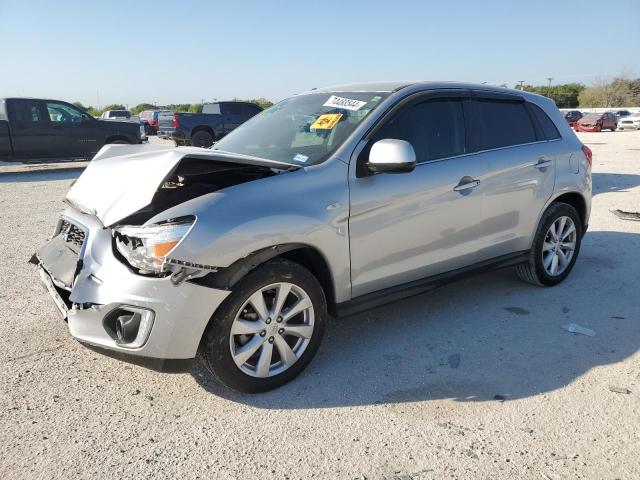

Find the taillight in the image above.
[
  {"left": 172, "top": 113, "right": 179, "bottom": 129},
  {"left": 581, "top": 145, "right": 592, "bottom": 166}
]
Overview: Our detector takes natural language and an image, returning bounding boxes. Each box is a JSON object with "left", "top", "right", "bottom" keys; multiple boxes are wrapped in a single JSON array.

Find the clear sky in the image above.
[{"left": 1, "top": 0, "right": 638, "bottom": 108}]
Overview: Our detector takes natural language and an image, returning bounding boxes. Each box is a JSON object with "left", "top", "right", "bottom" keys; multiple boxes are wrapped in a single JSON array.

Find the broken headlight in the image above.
[{"left": 113, "top": 217, "right": 195, "bottom": 275}]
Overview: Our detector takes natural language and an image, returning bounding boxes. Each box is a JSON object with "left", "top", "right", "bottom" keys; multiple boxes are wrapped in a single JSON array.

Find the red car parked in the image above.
[
  {"left": 575, "top": 112, "right": 617, "bottom": 132},
  {"left": 139, "top": 110, "right": 172, "bottom": 135}
]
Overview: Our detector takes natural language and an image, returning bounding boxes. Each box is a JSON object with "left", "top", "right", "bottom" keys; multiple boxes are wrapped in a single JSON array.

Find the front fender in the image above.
[{"left": 150, "top": 159, "right": 353, "bottom": 302}]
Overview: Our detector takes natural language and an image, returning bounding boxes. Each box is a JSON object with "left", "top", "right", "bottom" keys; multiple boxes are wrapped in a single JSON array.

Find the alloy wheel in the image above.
[
  {"left": 229, "top": 282, "right": 315, "bottom": 378},
  {"left": 542, "top": 216, "right": 577, "bottom": 276}
]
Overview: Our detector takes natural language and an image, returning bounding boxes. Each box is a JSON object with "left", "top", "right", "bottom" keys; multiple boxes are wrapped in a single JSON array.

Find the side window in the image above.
[
  {"left": 203, "top": 103, "right": 222, "bottom": 115},
  {"left": 528, "top": 103, "right": 561, "bottom": 140},
  {"left": 11, "top": 100, "right": 46, "bottom": 123},
  {"left": 372, "top": 98, "right": 466, "bottom": 162},
  {"left": 240, "top": 104, "right": 261, "bottom": 116},
  {"left": 46, "top": 102, "right": 84, "bottom": 123},
  {"left": 475, "top": 99, "right": 536, "bottom": 149},
  {"left": 222, "top": 104, "right": 243, "bottom": 115}
]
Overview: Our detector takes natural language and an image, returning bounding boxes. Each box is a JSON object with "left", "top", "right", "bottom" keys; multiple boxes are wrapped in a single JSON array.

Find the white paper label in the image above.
[{"left": 323, "top": 95, "right": 367, "bottom": 111}]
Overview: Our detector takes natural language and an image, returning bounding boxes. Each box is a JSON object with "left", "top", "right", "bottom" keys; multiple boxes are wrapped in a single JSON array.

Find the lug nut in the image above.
[
  {"left": 278, "top": 328, "right": 284, "bottom": 334},
  {"left": 276, "top": 316, "right": 283, "bottom": 323},
  {"left": 266, "top": 317, "right": 271, "bottom": 324},
  {"left": 268, "top": 336, "right": 274, "bottom": 343},
  {"left": 260, "top": 331, "right": 266, "bottom": 337}
]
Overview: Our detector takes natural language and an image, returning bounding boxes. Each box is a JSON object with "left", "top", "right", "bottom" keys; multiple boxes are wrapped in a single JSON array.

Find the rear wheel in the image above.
[
  {"left": 516, "top": 202, "right": 582, "bottom": 287},
  {"left": 108, "top": 139, "right": 129, "bottom": 144},
  {"left": 191, "top": 130, "right": 214, "bottom": 148},
  {"left": 198, "top": 259, "right": 327, "bottom": 393}
]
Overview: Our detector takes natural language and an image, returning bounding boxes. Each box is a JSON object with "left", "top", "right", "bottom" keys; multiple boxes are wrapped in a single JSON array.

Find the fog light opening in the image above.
[
  {"left": 115, "top": 313, "right": 141, "bottom": 344},
  {"left": 104, "top": 307, "right": 155, "bottom": 349}
]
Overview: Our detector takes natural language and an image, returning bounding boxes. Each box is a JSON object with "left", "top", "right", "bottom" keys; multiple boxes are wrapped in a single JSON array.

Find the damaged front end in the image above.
[{"left": 32, "top": 145, "right": 294, "bottom": 359}]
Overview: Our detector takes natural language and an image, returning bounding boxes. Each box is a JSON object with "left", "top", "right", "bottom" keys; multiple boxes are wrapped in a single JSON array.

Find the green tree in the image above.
[
  {"left": 167, "top": 104, "right": 192, "bottom": 112},
  {"left": 578, "top": 76, "right": 634, "bottom": 108},
  {"left": 245, "top": 97, "right": 274, "bottom": 110},
  {"left": 101, "top": 104, "right": 127, "bottom": 113},
  {"left": 72, "top": 102, "right": 100, "bottom": 117},
  {"left": 131, "top": 103, "right": 156, "bottom": 115},
  {"left": 521, "top": 83, "right": 585, "bottom": 108},
  {"left": 188, "top": 103, "right": 203, "bottom": 113}
]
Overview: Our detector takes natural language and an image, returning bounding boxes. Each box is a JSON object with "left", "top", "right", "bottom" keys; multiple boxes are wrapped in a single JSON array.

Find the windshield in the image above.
[
  {"left": 213, "top": 92, "right": 389, "bottom": 165},
  {"left": 582, "top": 113, "right": 602, "bottom": 119}
]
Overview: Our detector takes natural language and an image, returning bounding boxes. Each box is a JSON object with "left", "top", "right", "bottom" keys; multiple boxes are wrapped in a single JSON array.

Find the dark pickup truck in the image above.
[
  {"left": 0, "top": 98, "right": 143, "bottom": 161},
  {"left": 157, "top": 101, "right": 262, "bottom": 148}
]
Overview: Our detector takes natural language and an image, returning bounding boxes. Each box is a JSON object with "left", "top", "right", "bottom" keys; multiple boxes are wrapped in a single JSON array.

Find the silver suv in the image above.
[{"left": 33, "top": 82, "right": 592, "bottom": 392}]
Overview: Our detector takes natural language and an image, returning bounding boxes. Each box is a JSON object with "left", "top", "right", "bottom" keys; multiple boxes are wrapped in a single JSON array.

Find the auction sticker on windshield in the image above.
[
  {"left": 310, "top": 113, "right": 343, "bottom": 130},
  {"left": 323, "top": 95, "right": 367, "bottom": 111}
]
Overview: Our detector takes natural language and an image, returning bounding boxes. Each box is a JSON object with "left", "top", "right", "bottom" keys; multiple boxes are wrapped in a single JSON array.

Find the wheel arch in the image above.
[
  {"left": 193, "top": 243, "right": 336, "bottom": 307},
  {"left": 105, "top": 135, "right": 130, "bottom": 144},
  {"left": 550, "top": 191, "right": 587, "bottom": 230},
  {"left": 191, "top": 126, "right": 215, "bottom": 140}
]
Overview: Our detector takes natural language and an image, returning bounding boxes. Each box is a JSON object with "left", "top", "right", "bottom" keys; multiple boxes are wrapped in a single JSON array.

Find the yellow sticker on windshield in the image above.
[{"left": 310, "top": 113, "right": 343, "bottom": 130}]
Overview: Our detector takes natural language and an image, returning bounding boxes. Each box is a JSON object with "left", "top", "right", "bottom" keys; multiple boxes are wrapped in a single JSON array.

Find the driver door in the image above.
[
  {"left": 348, "top": 92, "right": 487, "bottom": 297},
  {"left": 44, "top": 101, "right": 99, "bottom": 158}
]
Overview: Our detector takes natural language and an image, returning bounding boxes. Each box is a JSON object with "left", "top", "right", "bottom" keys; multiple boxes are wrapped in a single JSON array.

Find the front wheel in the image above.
[
  {"left": 516, "top": 202, "right": 583, "bottom": 286},
  {"left": 198, "top": 259, "right": 327, "bottom": 393}
]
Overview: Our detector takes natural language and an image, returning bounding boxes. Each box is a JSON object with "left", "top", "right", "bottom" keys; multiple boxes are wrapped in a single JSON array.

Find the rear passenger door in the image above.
[
  {"left": 6, "top": 99, "right": 52, "bottom": 159},
  {"left": 468, "top": 93, "right": 557, "bottom": 260}
]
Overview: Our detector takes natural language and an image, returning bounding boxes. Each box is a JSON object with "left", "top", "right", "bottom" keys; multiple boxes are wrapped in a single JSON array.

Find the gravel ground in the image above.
[{"left": 1, "top": 132, "right": 639, "bottom": 480}]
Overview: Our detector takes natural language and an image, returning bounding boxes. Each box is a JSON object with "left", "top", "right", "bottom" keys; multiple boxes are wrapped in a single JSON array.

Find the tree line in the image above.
[
  {"left": 72, "top": 98, "right": 274, "bottom": 117},
  {"left": 72, "top": 77, "right": 640, "bottom": 116},
  {"left": 521, "top": 76, "right": 640, "bottom": 108}
]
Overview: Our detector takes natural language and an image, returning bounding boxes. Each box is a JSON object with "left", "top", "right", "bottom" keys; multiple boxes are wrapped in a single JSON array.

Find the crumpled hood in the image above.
[{"left": 65, "top": 143, "right": 294, "bottom": 227}]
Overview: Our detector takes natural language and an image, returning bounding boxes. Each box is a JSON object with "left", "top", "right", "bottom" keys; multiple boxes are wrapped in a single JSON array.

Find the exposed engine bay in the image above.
[{"left": 117, "top": 156, "right": 296, "bottom": 225}]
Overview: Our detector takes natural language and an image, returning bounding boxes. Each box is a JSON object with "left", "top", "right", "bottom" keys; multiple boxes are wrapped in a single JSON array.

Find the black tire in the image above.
[
  {"left": 109, "top": 139, "right": 129, "bottom": 144},
  {"left": 198, "top": 258, "right": 327, "bottom": 393},
  {"left": 516, "top": 202, "right": 583, "bottom": 287},
  {"left": 191, "top": 130, "right": 214, "bottom": 148}
]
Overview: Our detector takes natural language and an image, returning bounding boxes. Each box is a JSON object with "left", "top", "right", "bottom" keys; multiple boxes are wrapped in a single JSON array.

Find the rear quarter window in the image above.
[
  {"left": 528, "top": 103, "right": 561, "bottom": 140},
  {"left": 475, "top": 99, "right": 537, "bottom": 150}
]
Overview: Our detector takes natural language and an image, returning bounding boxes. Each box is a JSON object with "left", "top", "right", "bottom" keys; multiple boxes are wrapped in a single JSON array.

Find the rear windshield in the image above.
[
  {"left": 108, "top": 110, "right": 130, "bottom": 118},
  {"left": 213, "top": 92, "right": 389, "bottom": 166}
]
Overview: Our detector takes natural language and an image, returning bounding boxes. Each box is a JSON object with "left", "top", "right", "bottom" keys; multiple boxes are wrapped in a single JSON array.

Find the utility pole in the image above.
[
  {"left": 517, "top": 80, "right": 524, "bottom": 90},
  {"left": 547, "top": 77, "right": 553, "bottom": 95}
]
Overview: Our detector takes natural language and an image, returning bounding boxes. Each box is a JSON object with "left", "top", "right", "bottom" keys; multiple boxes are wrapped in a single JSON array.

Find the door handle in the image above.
[
  {"left": 453, "top": 178, "right": 480, "bottom": 192},
  {"left": 535, "top": 156, "right": 552, "bottom": 169}
]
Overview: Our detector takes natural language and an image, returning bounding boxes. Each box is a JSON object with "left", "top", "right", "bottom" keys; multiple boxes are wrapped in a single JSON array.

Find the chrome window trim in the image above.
[{"left": 412, "top": 138, "right": 562, "bottom": 167}]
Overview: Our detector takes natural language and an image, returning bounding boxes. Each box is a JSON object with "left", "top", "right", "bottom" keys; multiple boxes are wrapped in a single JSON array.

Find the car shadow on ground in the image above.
[
  {"left": 592, "top": 172, "right": 640, "bottom": 196},
  {"left": 0, "top": 169, "right": 81, "bottom": 183},
  {"left": 193, "top": 230, "right": 640, "bottom": 408}
]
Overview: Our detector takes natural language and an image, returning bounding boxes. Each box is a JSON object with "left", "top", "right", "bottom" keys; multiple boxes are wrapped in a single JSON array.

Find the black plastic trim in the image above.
[
  {"left": 191, "top": 243, "right": 309, "bottom": 290},
  {"left": 81, "top": 343, "right": 194, "bottom": 372},
  {"left": 333, "top": 251, "right": 529, "bottom": 318}
]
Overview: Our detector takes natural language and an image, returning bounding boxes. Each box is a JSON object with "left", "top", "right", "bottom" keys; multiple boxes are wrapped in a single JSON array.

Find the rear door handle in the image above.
[
  {"left": 453, "top": 178, "right": 481, "bottom": 192},
  {"left": 535, "top": 156, "right": 553, "bottom": 169}
]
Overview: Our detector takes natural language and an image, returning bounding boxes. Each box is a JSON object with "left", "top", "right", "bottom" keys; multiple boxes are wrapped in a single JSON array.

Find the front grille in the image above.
[{"left": 59, "top": 219, "right": 86, "bottom": 253}]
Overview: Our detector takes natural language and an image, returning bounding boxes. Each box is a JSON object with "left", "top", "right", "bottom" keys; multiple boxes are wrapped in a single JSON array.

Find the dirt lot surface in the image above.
[{"left": 1, "top": 132, "right": 639, "bottom": 479}]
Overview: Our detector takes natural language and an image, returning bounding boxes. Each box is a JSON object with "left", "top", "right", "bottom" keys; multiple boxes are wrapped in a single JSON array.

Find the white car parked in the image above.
[{"left": 616, "top": 114, "right": 640, "bottom": 130}]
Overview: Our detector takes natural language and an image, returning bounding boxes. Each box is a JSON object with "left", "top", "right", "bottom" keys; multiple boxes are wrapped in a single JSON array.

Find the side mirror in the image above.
[{"left": 366, "top": 139, "right": 416, "bottom": 174}]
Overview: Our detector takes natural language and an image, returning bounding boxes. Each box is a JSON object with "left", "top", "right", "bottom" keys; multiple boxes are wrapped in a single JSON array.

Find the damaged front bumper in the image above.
[{"left": 33, "top": 207, "right": 230, "bottom": 360}]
